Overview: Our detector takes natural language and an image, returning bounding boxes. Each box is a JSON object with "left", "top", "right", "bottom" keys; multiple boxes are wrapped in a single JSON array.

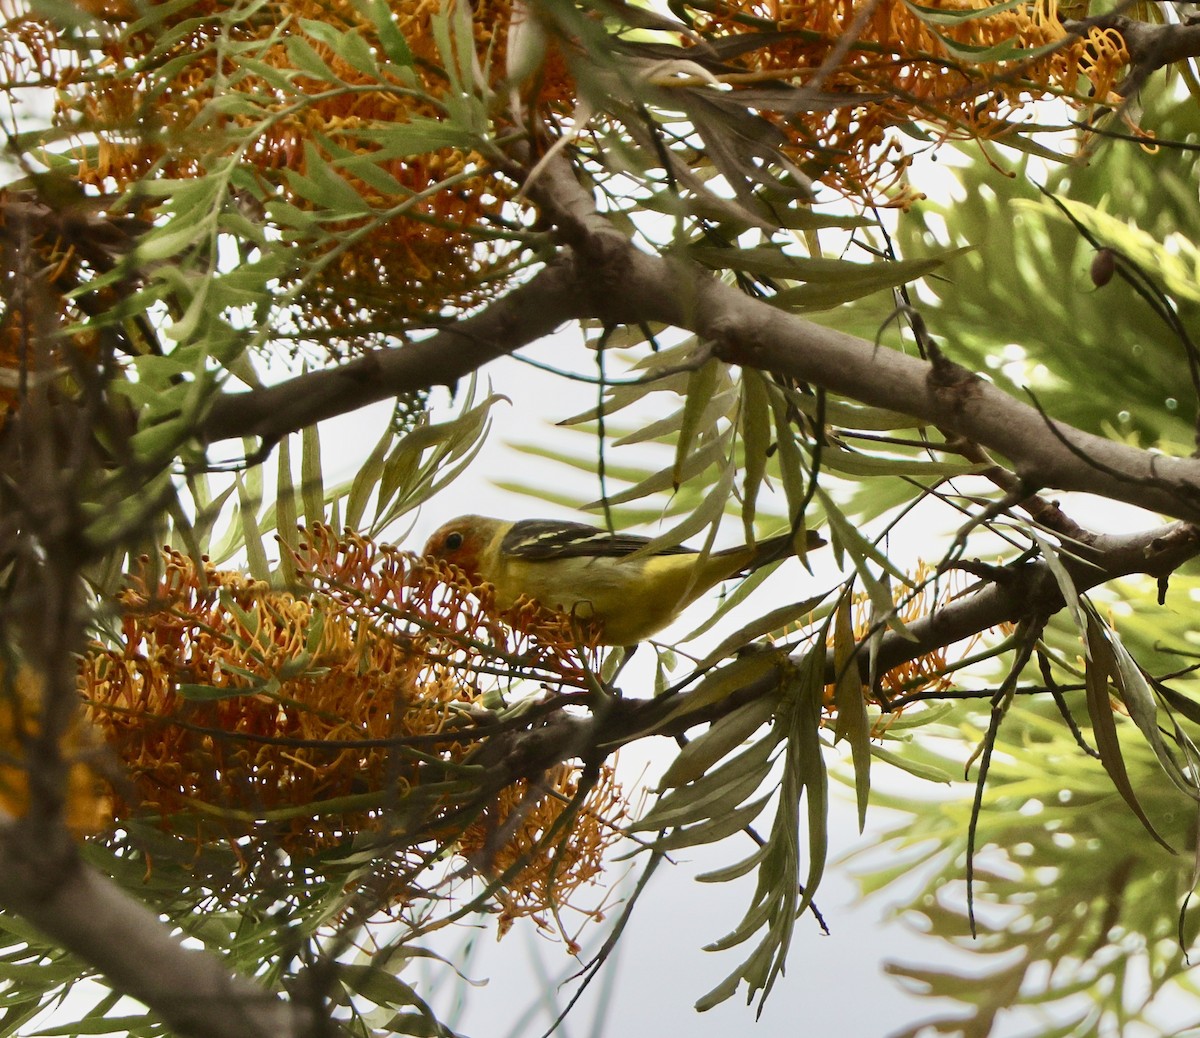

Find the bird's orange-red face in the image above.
[{"left": 421, "top": 516, "right": 487, "bottom": 582}]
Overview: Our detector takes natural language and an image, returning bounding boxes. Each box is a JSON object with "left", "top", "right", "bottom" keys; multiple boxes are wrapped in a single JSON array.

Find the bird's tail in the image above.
[{"left": 736, "top": 526, "right": 826, "bottom": 572}]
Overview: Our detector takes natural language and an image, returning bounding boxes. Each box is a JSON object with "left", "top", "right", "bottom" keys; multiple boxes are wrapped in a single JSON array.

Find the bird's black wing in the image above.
[{"left": 501, "top": 520, "right": 695, "bottom": 561}]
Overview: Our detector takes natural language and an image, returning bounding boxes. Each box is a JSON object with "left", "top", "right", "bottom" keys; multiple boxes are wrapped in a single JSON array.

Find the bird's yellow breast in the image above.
[{"left": 491, "top": 550, "right": 752, "bottom": 645}]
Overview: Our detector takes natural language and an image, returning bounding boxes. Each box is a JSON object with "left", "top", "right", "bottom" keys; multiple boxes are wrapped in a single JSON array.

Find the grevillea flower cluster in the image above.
[
  {"left": 1, "top": 0, "right": 569, "bottom": 344},
  {"left": 77, "top": 526, "right": 623, "bottom": 937},
  {"left": 689, "top": 0, "right": 1129, "bottom": 200},
  {"left": 0, "top": 663, "right": 109, "bottom": 836},
  {"left": 1, "top": 0, "right": 1132, "bottom": 286}
]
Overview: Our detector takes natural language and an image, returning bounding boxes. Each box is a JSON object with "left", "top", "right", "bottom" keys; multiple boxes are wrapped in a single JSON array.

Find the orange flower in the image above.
[
  {"left": 79, "top": 527, "right": 624, "bottom": 940},
  {"left": 690, "top": 0, "right": 1128, "bottom": 200},
  {"left": 0, "top": 663, "right": 110, "bottom": 837},
  {"left": 29, "top": 0, "right": 576, "bottom": 343}
]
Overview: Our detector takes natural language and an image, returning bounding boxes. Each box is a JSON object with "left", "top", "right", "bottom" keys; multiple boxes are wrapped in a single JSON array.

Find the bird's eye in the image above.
[{"left": 444, "top": 532, "right": 464, "bottom": 552}]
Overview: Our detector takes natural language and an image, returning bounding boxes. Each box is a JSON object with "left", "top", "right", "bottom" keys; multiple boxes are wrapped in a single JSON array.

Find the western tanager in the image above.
[{"left": 421, "top": 515, "right": 825, "bottom": 645}]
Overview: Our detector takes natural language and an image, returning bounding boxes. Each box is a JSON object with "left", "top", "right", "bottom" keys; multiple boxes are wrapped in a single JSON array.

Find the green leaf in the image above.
[
  {"left": 1154, "top": 682, "right": 1200, "bottom": 727},
  {"left": 285, "top": 34, "right": 337, "bottom": 81},
  {"left": 176, "top": 682, "right": 264, "bottom": 701},
  {"left": 620, "top": 460, "right": 736, "bottom": 561},
  {"left": 1083, "top": 612, "right": 1173, "bottom": 853},
  {"left": 275, "top": 434, "right": 300, "bottom": 578},
  {"left": 33, "top": 1014, "right": 162, "bottom": 1034},
  {"left": 689, "top": 247, "right": 969, "bottom": 308},
  {"left": 235, "top": 459, "right": 270, "bottom": 581},
  {"left": 695, "top": 841, "right": 770, "bottom": 884},
  {"left": 133, "top": 219, "right": 211, "bottom": 264},
  {"left": 338, "top": 30, "right": 381, "bottom": 78},
  {"left": 791, "top": 645, "right": 830, "bottom": 924},
  {"left": 832, "top": 600, "right": 871, "bottom": 830},
  {"left": 699, "top": 645, "right": 828, "bottom": 1011},
  {"left": 695, "top": 972, "right": 741, "bottom": 1013},
  {"left": 581, "top": 436, "right": 728, "bottom": 509},
  {"left": 868, "top": 742, "right": 954, "bottom": 783},
  {"left": 614, "top": 385, "right": 737, "bottom": 448},
  {"left": 674, "top": 357, "right": 724, "bottom": 489},
  {"left": 301, "top": 421, "right": 325, "bottom": 529},
  {"left": 332, "top": 153, "right": 407, "bottom": 196},
  {"left": 285, "top": 144, "right": 371, "bottom": 214},
  {"left": 344, "top": 422, "right": 396, "bottom": 530},
  {"left": 372, "top": 391, "right": 499, "bottom": 530},
  {"left": 934, "top": 32, "right": 1063, "bottom": 64},
  {"left": 903, "top": 0, "right": 1027, "bottom": 26},
  {"left": 1104, "top": 619, "right": 1199, "bottom": 801},
  {"left": 740, "top": 369, "right": 772, "bottom": 542},
  {"left": 816, "top": 485, "right": 915, "bottom": 638},
  {"left": 765, "top": 376, "right": 811, "bottom": 521},
  {"left": 659, "top": 696, "right": 778, "bottom": 788},
  {"left": 352, "top": 0, "right": 415, "bottom": 65},
  {"left": 128, "top": 415, "right": 190, "bottom": 464},
  {"left": 815, "top": 443, "right": 980, "bottom": 479},
  {"left": 633, "top": 735, "right": 777, "bottom": 831},
  {"left": 696, "top": 590, "right": 833, "bottom": 667},
  {"left": 652, "top": 794, "right": 774, "bottom": 851},
  {"left": 1029, "top": 529, "right": 1087, "bottom": 637},
  {"left": 356, "top": 120, "right": 483, "bottom": 155},
  {"left": 657, "top": 633, "right": 787, "bottom": 724},
  {"left": 788, "top": 393, "right": 926, "bottom": 432},
  {"left": 338, "top": 963, "right": 424, "bottom": 1007}
]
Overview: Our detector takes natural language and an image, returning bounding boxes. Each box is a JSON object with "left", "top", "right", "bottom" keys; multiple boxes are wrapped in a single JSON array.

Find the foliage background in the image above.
[{"left": 3, "top": 1, "right": 1200, "bottom": 1036}]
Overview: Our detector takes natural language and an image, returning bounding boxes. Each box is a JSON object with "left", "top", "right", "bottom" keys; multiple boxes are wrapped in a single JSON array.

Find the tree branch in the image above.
[
  {"left": 0, "top": 824, "right": 313, "bottom": 1038},
  {"left": 1063, "top": 14, "right": 1200, "bottom": 95},
  {"left": 0, "top": 270, "right": 317, "bottom": 1037},
  {"left": 599, "top": 520, "right": 1200, "bottom": 746},
  {"left": 198, "top": 260, "right": 586, "bottom": 448},
  {"left": 688, "top": 276, "right": 1200, "bottom": 522},
  {"left": 200, "top": 154, "right": 1200, "bottom": 526}
]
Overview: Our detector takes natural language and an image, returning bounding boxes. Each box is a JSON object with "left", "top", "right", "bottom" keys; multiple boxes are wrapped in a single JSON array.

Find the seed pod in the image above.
[{"left": 1091, "top": 248, "right": 1116, "bottom": 287}]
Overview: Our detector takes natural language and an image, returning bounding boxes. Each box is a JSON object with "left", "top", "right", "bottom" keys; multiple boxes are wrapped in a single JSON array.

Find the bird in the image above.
[{"left": 420, "top": 515, "right": 825, "bottom": 645}]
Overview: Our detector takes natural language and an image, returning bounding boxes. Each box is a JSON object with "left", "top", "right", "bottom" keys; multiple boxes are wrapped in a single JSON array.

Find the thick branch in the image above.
[
  {"left": 1064, "top": 15, "right": 1200, "bottom": 95},
  {"left": 597, "top": 520, "right": 1200, "bottom": 745},
  {"left": 198, "top": 260, "right": 585, "bottom": 447},
  {"left": 872, "top": 520, "right": 1200, "bottom": 675},
  {"left": 200, "top": 156, "right": 1200, "bottom": 524},
  {"left": 530, "top": 156, "right": 1200, "bottom": 522},
  {"left": 446, "top": 521, "right": 1200, "bottom": 784},
  {"left": 0, "top": 823, "right": 312, "bottom": 1038},
  {"left": 0, "top": 305, "right": 315, "bottom": 1038},
  {"left": 616, "top": 251, "right": 1200, "bottom": 523},
  {"left": 451, "top": 533, "right": 1194, "bottom": 790}
]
